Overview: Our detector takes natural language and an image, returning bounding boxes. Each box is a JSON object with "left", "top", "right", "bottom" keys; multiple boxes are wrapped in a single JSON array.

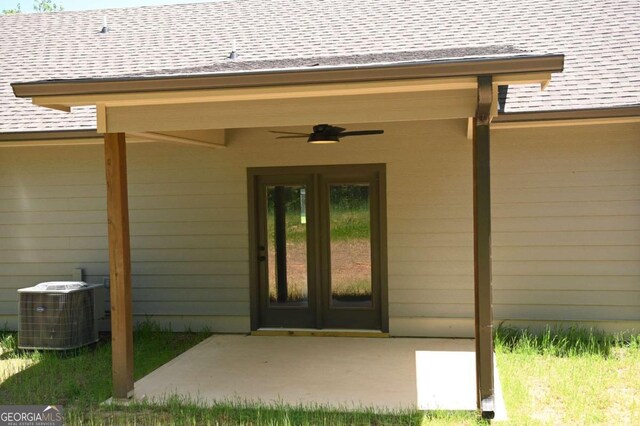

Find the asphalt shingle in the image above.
[{"left": 0, "top": 0, "right": 638, "bottom": 132}]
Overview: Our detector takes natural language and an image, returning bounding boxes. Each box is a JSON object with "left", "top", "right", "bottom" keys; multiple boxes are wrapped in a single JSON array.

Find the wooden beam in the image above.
[
  {"left": 490, "top": 84, "right": 499, "bottom": 121},
  {"left": 39, "top": 104, "right": 71, "bottom": 112},
  {"left": 97, "top": 104, "right": 107, "bottom": 133},
  {"left": 0, "top": 129, "right": 225, "bottom": 148},
  {"left": 101, "top": 89, "right": 477, "bottom": 133},
  {"left": 473, "top": 75, "right": 495, "bottom": 419},
  {"left": 0, "top": 137, "right": 104, "bottom": 147},
  {"left": 0, "top": 135, "right": 174, "bottom": 148},
  {"left": 492, "top": 72, "right": 552, "bottom": 86},
  {"left": 161, "top": 129, "right": 226, "bottom": 147},
  {"left": 104, "top": 132, "right": 134, "bottom": 400},
  {"left": 127, "top": 131, "right": 225, "bottom": 149}
]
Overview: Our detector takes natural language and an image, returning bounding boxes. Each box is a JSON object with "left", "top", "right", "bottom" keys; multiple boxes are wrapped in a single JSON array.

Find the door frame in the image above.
[{"left": 247, "top": 163, "right": 389, "bottom": 332}]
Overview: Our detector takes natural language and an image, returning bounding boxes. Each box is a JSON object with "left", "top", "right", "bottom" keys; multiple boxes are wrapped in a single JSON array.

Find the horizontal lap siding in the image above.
[
  {"left": 0, "top": 147, "right": 108, "bottom": 313},
  {"left": 384, "top": 122, "right": 473, "bottom": 330},
  {"left": 490, "top": 123, "right": 640, "bottom": 324},
  {"left": 0, "top": 144, "right": 250, "bottom": 330},
  {"left": 386, "top": 122, "right": 640, "bottom": 334},
  {"left": 1, "top": 120, "right": 638, "bottom": 335},
  {"left": 0, "top": 120, "right": 470, "bottom": 331}
]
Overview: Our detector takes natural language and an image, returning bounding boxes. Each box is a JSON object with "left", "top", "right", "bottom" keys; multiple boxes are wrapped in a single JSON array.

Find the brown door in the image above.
[
  {"left": 254, "top": 173, "right": 317, "bottom": 328},
  {"left": 249, "top": 164, "right": 387, "bottom": 331}
]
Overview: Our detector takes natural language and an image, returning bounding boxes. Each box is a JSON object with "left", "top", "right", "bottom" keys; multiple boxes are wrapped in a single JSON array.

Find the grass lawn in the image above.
[
  {"left": 495, "top": 327, "right": 640, "bottom": 425},
  {"left": 1, "top": 324, "right": 639, "bottom": 425},
  {"left": 0, "top": 322, "right": 211, "bottom": 422}
]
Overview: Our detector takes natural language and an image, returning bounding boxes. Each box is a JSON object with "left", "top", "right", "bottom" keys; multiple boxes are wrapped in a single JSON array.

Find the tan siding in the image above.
[
  {"left": 489, "top": 122, "right": 640, "bottom": 328},
  {"left": 495, "top": 305, "right": 639, "bottom": 321},
  {"left": 493, "top": 230, "right": 640, "bottom": 246},
  {"left": 493, "top": 275, "right": 639, "bottom": 291},
  {"left": 133, "top": 301, "right": 248, "bottom": 316},
  {"left": 493, "top": 246, "right": 640, "bottom": 261},
  {"left": 390, "top": 289, "right": 640, "bottom": 306},
  {"left": 0, "top": 120, "right": 638, "bottom": 335},
  {"left": 132, "top": 288, "right": 248, "bottom": 303}
]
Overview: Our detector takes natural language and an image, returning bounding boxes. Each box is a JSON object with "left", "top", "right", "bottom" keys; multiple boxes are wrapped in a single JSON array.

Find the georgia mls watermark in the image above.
[{"left": 0, "top": 405, "right": 63, "bottom": 426}]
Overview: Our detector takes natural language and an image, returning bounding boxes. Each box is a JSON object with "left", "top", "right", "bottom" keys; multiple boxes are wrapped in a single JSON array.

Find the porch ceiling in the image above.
[
  {"left": 37, "top": 73, "right": 549, "bottom": 135},
  {"left": 129, "top": 335, "right": 506, "bottom": 418}
]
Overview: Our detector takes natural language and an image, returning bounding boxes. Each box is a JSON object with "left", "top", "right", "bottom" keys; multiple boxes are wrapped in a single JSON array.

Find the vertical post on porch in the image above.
[
  {"left": 104, "top": 132, "right": 134, "bottom": 399},
  {"left": 473, "top": 75, "right": 495, "bottom": 418}
]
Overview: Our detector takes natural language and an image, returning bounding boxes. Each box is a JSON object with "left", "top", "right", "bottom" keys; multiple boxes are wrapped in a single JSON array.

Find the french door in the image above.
[{"left": 248, "top": 164, "right": 387, "bottom": 331}]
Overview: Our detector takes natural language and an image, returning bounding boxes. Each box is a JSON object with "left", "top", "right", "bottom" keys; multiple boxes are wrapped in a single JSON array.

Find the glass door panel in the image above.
[
  {"left": 328, "top": 184, "right": 372, "bottom": 307},
  {"left": 320, "top": 168, "right": 382, "bottom": 330},
  {"left": 266, "top": 185, "right": 309, "bottom": 306},
  {"left": 256, "top": 174, "right": 316, "bottom": 329},
  {"left": 251, "top": 164, "right": 385, "bottom": 331}
]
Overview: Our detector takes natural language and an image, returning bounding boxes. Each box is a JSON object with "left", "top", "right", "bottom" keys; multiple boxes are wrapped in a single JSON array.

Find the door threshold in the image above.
[{"left": 251, "top": 328, "right": 389, "bottom": 338}]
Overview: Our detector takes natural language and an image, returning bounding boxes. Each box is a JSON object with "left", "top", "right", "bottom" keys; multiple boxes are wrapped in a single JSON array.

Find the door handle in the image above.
[{"left": 258, "top": 255, "right": 266, "bottom": 262}]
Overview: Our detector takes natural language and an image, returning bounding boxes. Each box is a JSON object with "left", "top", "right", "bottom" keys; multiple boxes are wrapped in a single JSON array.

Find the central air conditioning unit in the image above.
[{"left": 18, "top": 281, "right": 102, "bottom": 350}]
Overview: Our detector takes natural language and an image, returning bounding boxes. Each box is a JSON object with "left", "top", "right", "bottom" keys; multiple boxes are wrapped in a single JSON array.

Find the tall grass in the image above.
[
  {"left": 494, "top": 325, "right": 639, "bottom": 357},
  {"left": 496, "top": 327, "right": 640, "bottom": 424},
  {"left": 66, "top": 397, "right": 478, "bottom": 426}
]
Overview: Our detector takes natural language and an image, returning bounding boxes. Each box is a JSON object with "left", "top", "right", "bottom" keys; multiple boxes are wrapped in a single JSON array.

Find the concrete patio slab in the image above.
[
  {"left": 417, "top": 351, "right": 507, "bottom": 421},
  {"left": 132, "top": 335, "right": 506, "bottom": 418}
]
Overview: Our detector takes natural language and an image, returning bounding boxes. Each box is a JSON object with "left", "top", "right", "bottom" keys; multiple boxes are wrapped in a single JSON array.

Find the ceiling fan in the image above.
[{"left": 269, "top": 124, "right": 384, "bottom": 144}]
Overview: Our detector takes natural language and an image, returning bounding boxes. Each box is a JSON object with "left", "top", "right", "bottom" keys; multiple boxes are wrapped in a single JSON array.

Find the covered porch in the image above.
[
  {"left": 11, "top": 50, "right": 564, "bottom": 418},
  {"left": 130, "top": 334, "right": 507, "bottom": 419}
]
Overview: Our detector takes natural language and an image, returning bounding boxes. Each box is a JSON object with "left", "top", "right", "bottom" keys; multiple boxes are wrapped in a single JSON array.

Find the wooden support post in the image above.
[
  {"left": 104, "top": 132, "right": 134, "bottom": 399},
  {"left": 473, "top": 75, "right": 495, "bottom": 419},
  {"left": 274, "top": 186, "right": 288, "bottom": 303}
]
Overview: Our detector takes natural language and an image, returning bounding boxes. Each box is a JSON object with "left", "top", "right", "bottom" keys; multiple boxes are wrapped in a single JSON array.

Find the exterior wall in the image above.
[
  {"left": 490, "top": 122, "right": 640, "bottom": 335},
  {"left": 0, "top": 120, "right": 638, "bottom": 336}
]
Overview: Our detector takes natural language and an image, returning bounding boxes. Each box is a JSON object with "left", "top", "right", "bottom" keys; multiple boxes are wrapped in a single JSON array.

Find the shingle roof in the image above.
[
  {"left": 69, "top": 46, "right": 539, "bottom": 79},
  {"left": 1, "top": 0, "right": 639, "bottom": 133}
]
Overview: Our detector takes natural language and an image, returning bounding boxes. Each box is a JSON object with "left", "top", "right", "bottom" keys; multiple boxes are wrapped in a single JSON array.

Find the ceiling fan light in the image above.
[{"left": 307, "top": 133, "right": 340, "bottom": 144}]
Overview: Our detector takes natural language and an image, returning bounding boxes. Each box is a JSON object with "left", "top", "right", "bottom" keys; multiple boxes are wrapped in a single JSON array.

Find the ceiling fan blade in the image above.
[
  {"left": 269, "top": 130, "right": 310, "bottom": 136},
  {"left": 339, "top": 130, "right": 384, "bottom": 137},
  {"left": 275, "top": 135, "right": 308, "bottom": 139}
]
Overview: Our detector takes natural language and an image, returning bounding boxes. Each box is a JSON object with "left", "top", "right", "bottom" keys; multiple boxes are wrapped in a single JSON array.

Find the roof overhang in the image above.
[
  {"left": 10, "top": 53, "right": 565, "bottom": 137},
  {"left": 12, "top": 54, "right": 564, "bottom": 98}
]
